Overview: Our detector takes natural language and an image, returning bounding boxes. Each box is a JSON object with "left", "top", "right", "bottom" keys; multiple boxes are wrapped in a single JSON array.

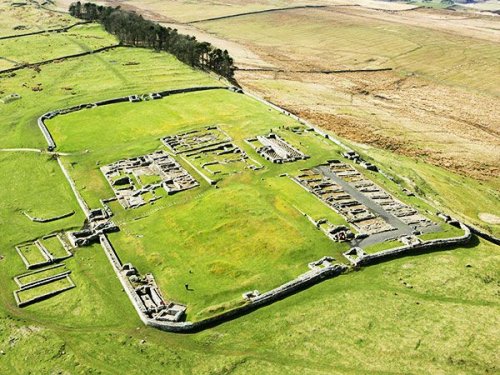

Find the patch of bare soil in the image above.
[{"left": 479, "top": 213, "right": 500, "bottom": 225}]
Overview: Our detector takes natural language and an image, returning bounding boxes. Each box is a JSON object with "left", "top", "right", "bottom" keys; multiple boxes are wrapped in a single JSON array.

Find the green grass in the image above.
[
  {"left": 0, "top": 0, "right": 73, "bottom": 36},
  {"left": 46, "top": 89, "right": 358, "bottom": 318},
  {"left": 0, "top": 24, "right": 117, "bottom": 68},
  {"left": 17, "top": 243, "right": 46, "bottom": 265},
  {"left": 45, "top": 89, "right": 461, "bottom": 319},
  {"left": 16, "top": 276, "right": 73, "bottom": 303},
  {"left": 0, "top": 47, "right": 220, "bottom": 149},
  {"left": 0, "top": 153, "right": 85, "bottom": 249},
  {"left": 363, "top": 239, "right": 403, "bottom": 254},
  {"left": 16, "top": 264, "right": 68, "bottom": 286},
  {"left": 40, "top": 236, "right": 70, "bottom": 259},
  {"left": 0, "top": 9, "right": 498, "bottom": 373},
  {"left": 1, "top": 238, "right": 498, "bottom": 373}
]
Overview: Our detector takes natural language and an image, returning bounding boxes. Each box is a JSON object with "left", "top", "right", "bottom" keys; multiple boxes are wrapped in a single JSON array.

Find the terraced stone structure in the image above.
[
  {"left": 295, "top": 168, "right": 392, "bottom": 234},
  {"left": 162, "top": 126, "right": 230, "bottom": 154},
  {"left": 246, "top": 133, "right": 308, "bottom": 163},
  {"left": 326, "top": 160, "right": 435, "bottom": 231},
  {"left": 295, "top": 160, "right": 439, "bottom": 246},
  {"left": 101, "top": 150, "right": 198, "bottom": 209}
]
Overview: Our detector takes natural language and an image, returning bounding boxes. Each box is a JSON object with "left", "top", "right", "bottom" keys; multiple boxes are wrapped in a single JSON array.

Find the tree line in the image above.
[{"left": 69, "top": 2, "right": 235, "bottom": 81}]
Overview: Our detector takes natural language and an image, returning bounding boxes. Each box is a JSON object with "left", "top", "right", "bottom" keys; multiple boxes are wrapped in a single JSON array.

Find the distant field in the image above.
[
  {"left": 87, "top": 0, "right": 314, "bottom": 23},
  {"left": 0, "top": 0, "right": 73, "bottom": 36},
  {"left": 0, "top": 24, "right": 117, "bottom": 69},
  {"left": 0, "top": 47, "right": 219, "bottom": 149},
  {"left": 199, "top": 7, "right": 500, "bottom": 96}
]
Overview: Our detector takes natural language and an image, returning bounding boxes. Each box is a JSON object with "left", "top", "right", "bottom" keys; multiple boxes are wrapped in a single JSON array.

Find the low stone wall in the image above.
[
  {"left": 23, "top": 210, "right": 74, "bottom": 223},
  {"left": 0, "top": 21, "right": 91, "bottom": 41},
  {"left": 242, "top": 90, "right": 351, "bottom": 151},
  {"left": 148, "top": 263, "right": 346, "bottom": 333},
  {"left": 13, "top": 274, "right": 75, "bottom": 308},
  {"left": 0, "top": 44, "right": 122, "bottom": 75},
  {"left": 100, "top": 233, "right": 347, "bottom": 332},
  {"left": 57, "top": 158, "right": 91, "bottom": 218},
  {"left": 36, "top": 85, "right": 228, "bottom": 151},
  {"left": 345, "top": 222, "right": 472, "bottom": 267},
  {"left": 465, "top": 224, "right": 499, "bottom": 246}
]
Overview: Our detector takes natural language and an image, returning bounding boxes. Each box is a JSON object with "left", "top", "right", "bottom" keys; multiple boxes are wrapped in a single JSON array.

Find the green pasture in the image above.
[
  {"left": 0, "top": 7, "right": 497, "bottom": 373},
  {"left": 0, "top": 47, "right": 219, "bottom": 149},
  {"left": 0, "top": 24, "right": 117, "bottom": 69},
  {"left": 0, "top": 152, "right": 84, "bottom": 251},
  {"left": 45, "top": 88, "right": 458, "bottom": 318},
  {"left": 0, "top": 0, "right": 73, "bottom": 36},
  {"left": 0, "top": 237, "right": 497, "bottom": 374}
]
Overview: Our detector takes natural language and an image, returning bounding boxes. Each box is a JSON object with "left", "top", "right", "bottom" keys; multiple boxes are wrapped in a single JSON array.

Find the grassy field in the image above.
[
  {"left": 0, "top": 0, "right": 73, "bottom": 36},
  {"left": 41, "top": 236, "right": 69, "bottom": 259},
  {"left": 0, "top": 47, "right": 220, "bottom": 149},
  {"left": 0, "top": 24, "right": 117, "bottom": 69},
  {"left": 45, "top": 89, "right": 461, "bottom": 319},
  {"left": 0, "top": 6, "right": 498, "bottom": 374},
  {"left": 0, "top": 152, "right": 85, "bottom": 249},
  {"left": 1, "top": 237, "right": 498, "bottom": 373}
]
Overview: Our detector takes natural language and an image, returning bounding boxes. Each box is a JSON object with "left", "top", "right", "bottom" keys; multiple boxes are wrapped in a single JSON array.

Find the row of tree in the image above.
[{"left": 69, "top": 2, "right": 235, "bottom": 80}]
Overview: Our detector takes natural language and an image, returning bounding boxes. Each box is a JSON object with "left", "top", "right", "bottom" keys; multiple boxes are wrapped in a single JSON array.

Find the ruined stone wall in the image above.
[
  {"left": 36, "top": 86, "right": 228, "bottom": 151},
  {"left": 0, "top": 44, "right": 122, "bottom": 75},
  {"left": 353, "top": 223, "right": 472, "bottom": 266},
  {"left": 0, "top": 21, "right": 91, "bottom": 41},
  {"left": 147, "top": 263, "right": 346, "bottom": 333},
  {"left": 100, "top": 232, "right": 346, "bottom": 333}
]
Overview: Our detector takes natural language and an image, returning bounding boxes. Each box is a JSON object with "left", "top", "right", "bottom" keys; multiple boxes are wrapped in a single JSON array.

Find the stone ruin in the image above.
[
  {"left": 343, "top": 247, "right": 368, "bottom": 265},
  {"left": 327, "top": 160, "right": 435, "bottom": 231},
  {"left": 122, "top": 263, "right": 186, "bottom": 322},
  {"left": 246, "top": 133, "right": 308, "bottom": 164},
  {"left": 343, "top": 150, "right": 377, "bottom": 171},
  {"left": 15, "top": 233, "right": 73, "bottom": 270},
  {"left": 308, "top": 256, "right": 336, "bottom": 270},
  {"left": 185, "top": 142, "right": 262, "bottom": 178},
  {"left": 101, "top": 150, "right": 199, "bottom": 209},
  {"left": 162, "top": 126, "right": 231, "bottom": 155},
  {"left": 68, "top": 207, "right": 118, "bottom": 247},
  {"left": 321, "top": 222, "right": 354, "bottom": 242},
  {"left": 0, "top": 93, "right": 21, "bottom": 104},
  {"left": 294, "top": 168, "right": 393, "bottom": 234}
]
